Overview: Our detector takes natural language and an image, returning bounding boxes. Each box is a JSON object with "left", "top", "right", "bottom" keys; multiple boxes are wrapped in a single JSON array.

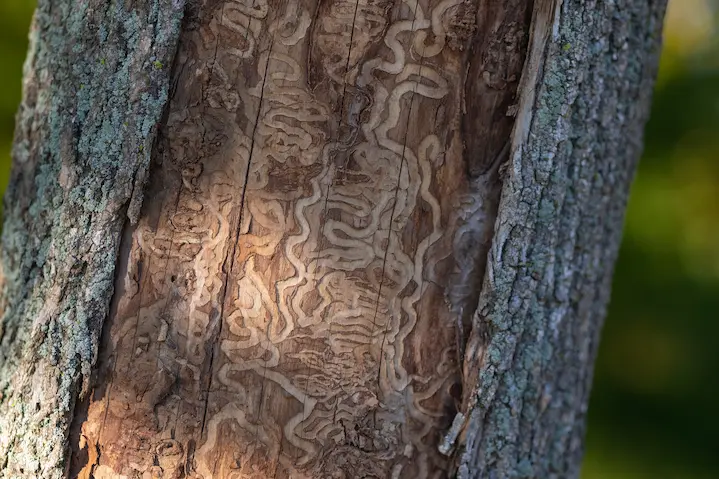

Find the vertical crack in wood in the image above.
[
  {"left": 371, "top": 2, "right": 424, "bottom": 405},
  {"left": 200, "top": 0, "right": 276, "bottom": 437},
  {"left": 304, "top": 0, "right": 365, "bottom": 441}
]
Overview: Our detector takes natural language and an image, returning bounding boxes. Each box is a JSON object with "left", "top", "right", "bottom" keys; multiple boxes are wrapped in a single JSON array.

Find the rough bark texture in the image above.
[
  {"left": 0, "top": 0, "right": 666, "bottom": 478},
  {"left": 456, "top": 1, "right": 667, "bottom": 477},
  {"left": 0, "top": 1, "right": 184, "bottom": 477}
]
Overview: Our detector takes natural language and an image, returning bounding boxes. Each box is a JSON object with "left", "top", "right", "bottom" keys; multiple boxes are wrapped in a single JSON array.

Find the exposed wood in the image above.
[
  {"left": 0, "top": 0, "right": 668, "bottom": 478},
  {"left": 76, "top": 0, "right": 533, "bottom": 477}
]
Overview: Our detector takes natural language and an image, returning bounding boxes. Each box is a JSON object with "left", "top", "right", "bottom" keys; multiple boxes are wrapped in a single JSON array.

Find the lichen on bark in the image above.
[
  {"left": 0, "top": 1, "right": 184, "bottom": 477},
  {"left": 456, "top": 0, "right": 668, "bottom": 477}
]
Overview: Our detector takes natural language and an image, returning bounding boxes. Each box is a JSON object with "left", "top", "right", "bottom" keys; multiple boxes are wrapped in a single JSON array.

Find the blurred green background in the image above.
[{"left": 1, "top": 1, "right": 717, "bottom": 477}]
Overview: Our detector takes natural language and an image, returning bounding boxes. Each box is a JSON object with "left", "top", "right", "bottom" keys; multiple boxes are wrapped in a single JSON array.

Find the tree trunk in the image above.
[{"left": 0, "top": 0, "right": 666, "bottom": 477}]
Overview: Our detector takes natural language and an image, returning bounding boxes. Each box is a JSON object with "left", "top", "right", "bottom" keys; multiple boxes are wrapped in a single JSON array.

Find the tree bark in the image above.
[{"left": 0, "top": 0, "right": 666, "bottom": 478}]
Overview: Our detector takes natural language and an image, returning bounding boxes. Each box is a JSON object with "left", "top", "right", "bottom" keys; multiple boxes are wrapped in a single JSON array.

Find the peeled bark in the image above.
[{"left": 0, "top": 0, "right": 666, "bottom": 478}]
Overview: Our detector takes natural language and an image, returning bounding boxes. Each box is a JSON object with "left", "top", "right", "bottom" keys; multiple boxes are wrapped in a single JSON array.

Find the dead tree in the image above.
[{"left": 0, "top": 0, "right": 667, "bottom": 477}]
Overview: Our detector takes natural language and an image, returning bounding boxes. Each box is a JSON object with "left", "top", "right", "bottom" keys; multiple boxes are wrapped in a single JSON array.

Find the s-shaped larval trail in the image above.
[{"left": 78, "top": 0, "right": 510, "bottom": 477}]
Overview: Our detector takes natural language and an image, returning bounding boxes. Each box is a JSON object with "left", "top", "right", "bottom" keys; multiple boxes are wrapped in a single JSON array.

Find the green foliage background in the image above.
[{"left": 1, "top": 2, "right": 717, "bottom": 477}]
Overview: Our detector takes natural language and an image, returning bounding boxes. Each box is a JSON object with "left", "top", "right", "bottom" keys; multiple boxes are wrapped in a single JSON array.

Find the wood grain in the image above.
[{"left": 75, "top": 0, "right": 531, "bottom": 476}]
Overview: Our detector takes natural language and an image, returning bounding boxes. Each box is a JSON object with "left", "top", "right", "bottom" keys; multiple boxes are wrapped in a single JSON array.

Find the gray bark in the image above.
[
  {"left": 0, "top": 1, "right": 184, "bottom": 476},
  {"left": 0, "top": 0, "right": 666, "bottom": 478},
  {"left": 456, "top": 1, "right": 667, "bottom": 477}
]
